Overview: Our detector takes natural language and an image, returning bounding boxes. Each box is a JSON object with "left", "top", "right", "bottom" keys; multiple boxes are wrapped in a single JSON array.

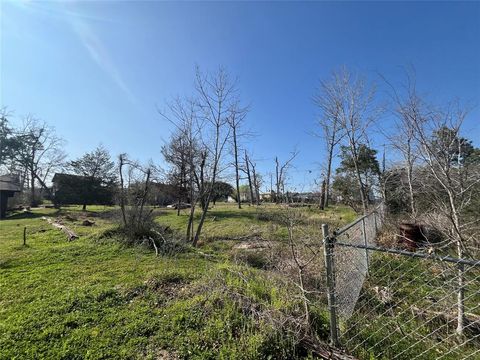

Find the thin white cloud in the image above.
[
  {"left": 9, "top": 1, "right": 137, "bottom": 104},
  {"left": 69, "top": 16, "right": 137, "bottom": 104}
]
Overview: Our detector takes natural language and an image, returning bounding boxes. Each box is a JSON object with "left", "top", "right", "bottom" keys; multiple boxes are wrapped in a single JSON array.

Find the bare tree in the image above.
[
  {"left": 117, "top": 154, "right": 160, "bottom": 240},
  {"left": 192, "top": 67, "right": 236, "bottom": 245},
  {"left": 227, "top": 102, "right": 248, "bottom": 209},
  {"left": 249, "top": 158, "right": 261, "bottom": 206},
  {"left": 327, "top": 68, "right": 378, "bottom": 213},
  {"left": 160, "top": 67, "right": 246, "bottom": 245},
  {"left": 382, "top": 72, "right": 423, "bottom": 218},
  {"left": 313, "top": 75, "right": 346, "bottom": 209},
  {"left": 14, "top": 116, "right": 65, "bottom": 206},
  {"left": 275, "top": 150, "right": 298, "bottom": 204},
  {"left": 244, "top": 150, "right": 254, "bottom": 206},
  {"left": 159, "top": 96, "right": 201, "bottom": 243},
  {"left": 409, "top": 103, "right": 479, "bottom": 336},
  {"left": 118, "top": 153, "right": 128, "bottom": 227},
  {"left": 279, "top": 209, "right": 322, "bottom": 340}
]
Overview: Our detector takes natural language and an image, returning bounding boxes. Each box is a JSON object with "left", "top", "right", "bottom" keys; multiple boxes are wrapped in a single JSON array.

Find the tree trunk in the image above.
[
  {"left": 193, "top": 151, "right": 217, "bottom": 245},
  {"left": 449, "top": 191, "right": 465, "bottom": 336},
  {"left": 193, "top": 197, "right": 210, "bottom": 246},
  {"left": 275, "top": 157, "right": 280, "bottom": 204},
  {"left": 251, "top": 163, "right": 260, "bottom": 206},
  {"left": 30, "top": 167, "right": 36, "bottom": 207},
  {"left": 233, "top": 126, "right": 242, "bottom": 209},
  {"left": 324, "top": 144, "right": 334, "bottom": 209},
  {"left": 118, "top": 156, "right": 127, "bottom": 227},
  {"left": 137, "top": 169, "right": 151, "bottom": 228},
  {"left": 298, "top": 267, "right": 311, "bottom": 329},
  {"left": 406, "top": 156, "right": 416, "bottom": 218},
  {"left": 350, "top": 143, "right": 368, "bottom": 213},
  {"left": 33, "top": 172, "right": 54, "bottom": 203},
  {"left": 320, "top": 179, "right": 326, "bottom": 210},
  {"left": 245, "top": 151, "right": 254, "bottom": 206},
  {"left": 457, "top": 261, "right": 465, "bottom": 336},
  {"left": 186, "top": 205, "right": 195, "bottom": 242},
  {"left": 186, "top": 159, "right": 195, "bottom": 242}
]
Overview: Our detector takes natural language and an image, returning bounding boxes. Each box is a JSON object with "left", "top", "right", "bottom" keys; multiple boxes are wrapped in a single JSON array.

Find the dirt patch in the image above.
[
  {"left": 233, "top": 240, "right": 270, "bottom": 250},
  {"left": 143, "top": 348, "right": 179, "bottom": 360}
]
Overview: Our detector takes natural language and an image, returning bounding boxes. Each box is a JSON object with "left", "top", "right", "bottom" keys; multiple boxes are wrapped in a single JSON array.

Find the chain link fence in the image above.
[{"left": 322, "top": 205, "right": 480, "bottom": 359}]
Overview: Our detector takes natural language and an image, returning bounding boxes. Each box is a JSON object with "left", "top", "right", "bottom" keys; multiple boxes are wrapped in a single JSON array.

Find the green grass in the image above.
[
  {"left": 158, "top": 203, "right": 355, "bottom": 242},
  {"left": 0, "top": 204, "right": 346, "bottom": 359},
  {"left": 5, "top": 203, "right": 475, "bottom": 359}
]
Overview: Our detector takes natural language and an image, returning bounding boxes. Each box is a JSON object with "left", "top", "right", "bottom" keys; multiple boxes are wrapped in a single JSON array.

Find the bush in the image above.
[
  {"left": 235, "top": 250, "right": 271, "bottom": 269},
  {"left": 99, "top": 209, "right": 186, "bottom": 256}
]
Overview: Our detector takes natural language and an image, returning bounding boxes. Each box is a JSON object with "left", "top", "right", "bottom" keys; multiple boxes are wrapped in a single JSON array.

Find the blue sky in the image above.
[{"left": 1, "top": 1, "right": 479, "bottom": 191}]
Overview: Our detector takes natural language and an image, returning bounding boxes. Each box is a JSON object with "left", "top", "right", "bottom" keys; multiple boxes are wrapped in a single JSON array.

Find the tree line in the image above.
[
  {"left": 314, "top": 67, "right": 479, "bottom": 336},
  {"left": 1, "top": 66, "right": 479, "bottom": 261}
]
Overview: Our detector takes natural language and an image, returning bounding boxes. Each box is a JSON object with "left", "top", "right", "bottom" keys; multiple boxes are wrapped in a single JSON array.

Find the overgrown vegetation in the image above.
[
  {"left": 0, "top": 204, "right": 355, "bottom": 359},
  {"left": 343, "top": 252, "right": 480, "bottom": 360}
]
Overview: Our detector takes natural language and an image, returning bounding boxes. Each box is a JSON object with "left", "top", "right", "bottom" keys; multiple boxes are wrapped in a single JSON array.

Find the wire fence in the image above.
[{"left": 322, "top": 205, "right": 480, "bottom": 360}]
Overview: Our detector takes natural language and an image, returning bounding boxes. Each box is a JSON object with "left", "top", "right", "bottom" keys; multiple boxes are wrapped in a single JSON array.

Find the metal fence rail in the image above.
[{"left": 322, "top": 205, "right": 480, "bottom": 360}]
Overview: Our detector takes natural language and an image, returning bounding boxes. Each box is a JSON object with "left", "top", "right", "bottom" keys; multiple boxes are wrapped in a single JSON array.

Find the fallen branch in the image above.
[
  {"left": 149, "top": 237, "right": 159, "bottom": 257},
  {"left": 411, "top": 306, "right": 480, "bottom": 336},
  {"left": 42, "top": 217, "right": 78, "bottom": 241},
  {"left": 152, "top": 229, "right": 167, "bottom": 245}
]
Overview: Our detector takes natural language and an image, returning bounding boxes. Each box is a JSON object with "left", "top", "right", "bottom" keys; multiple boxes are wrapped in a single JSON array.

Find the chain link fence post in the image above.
[
  {"left": 361, "top": 217, "right": 370, "bottom": 271},
  {"left": 322, "top": 223, "right": 339, "bottom": 347}
]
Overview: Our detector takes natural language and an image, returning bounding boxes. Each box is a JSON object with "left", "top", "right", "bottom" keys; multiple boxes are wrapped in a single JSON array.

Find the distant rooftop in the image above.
[{"left": 0, "top": 175, "right": 21, "bottom": 192}]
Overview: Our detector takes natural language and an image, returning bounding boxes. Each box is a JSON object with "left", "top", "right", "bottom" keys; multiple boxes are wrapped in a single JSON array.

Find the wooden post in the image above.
[
  {"left": 323, "top": 223, "right": 339, "bottom": 347},
  {"left": 23, "top": 226, "right": 27, "bottom": 246}
]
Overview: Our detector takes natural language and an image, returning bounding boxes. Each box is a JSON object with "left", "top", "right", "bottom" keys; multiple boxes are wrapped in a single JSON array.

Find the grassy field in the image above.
[
  {"left": 2, "top": 204, "right": 477, "bottom": 359},
  {"left": 0, "top": 204, "right": 354, "bottom": 359},
  {"left": 158, "top": 203, "right": 356, "bottom": 243}
]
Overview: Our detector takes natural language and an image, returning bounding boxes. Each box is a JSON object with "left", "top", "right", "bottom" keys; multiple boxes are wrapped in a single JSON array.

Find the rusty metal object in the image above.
[{"left": 398, "top": 222, "right": 427, "bottom": 250}]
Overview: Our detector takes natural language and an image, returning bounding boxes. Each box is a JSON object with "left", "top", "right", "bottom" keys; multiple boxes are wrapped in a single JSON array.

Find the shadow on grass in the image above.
[
  {"left": 0, "top": 258, "right": 17, "bottom": 269},
  {"left": 3, "top": 205, "right": 118, "bottom": 220},
  {"left": 208, "top": 209, "right": 260, "bottom": 221},
  {"left": 5, "top": 211, "right": 57, "bottom": 220}
]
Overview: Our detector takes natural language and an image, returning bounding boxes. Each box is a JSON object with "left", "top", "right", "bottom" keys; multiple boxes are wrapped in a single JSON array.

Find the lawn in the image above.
[{"left": 0, "top": 204, "right": 354, "bottom": 359}]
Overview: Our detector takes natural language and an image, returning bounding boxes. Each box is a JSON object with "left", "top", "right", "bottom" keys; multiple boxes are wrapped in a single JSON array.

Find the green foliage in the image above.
[
  {"left": 337, "top": 144, "right": 380, "bottom": 176},
  {"left": 210, "top": 181, "right": 234, "bottom": 203},
  {"left": 383, "top": 167, "right": 411, "bottom": 214},
  {"left": 431, "top": 126, "right": 480, "bottom": 166},
  {"left": 63, "top": 146, "right": 117, "bottom": 208},
  {"left": 332, "top": 173, "right": 360, "bottom": 207},
  {"left": 53, "top": 174, "right": 115, "bottom": 207},
  {"left": 0, "top": 113, "right": 19, "bottom": 167},
  {"left": 333, "top": 144, "right": 380, "bottom": 209},
  {"left": 69, "top": 145, "right": 117, "bottom": 184}
]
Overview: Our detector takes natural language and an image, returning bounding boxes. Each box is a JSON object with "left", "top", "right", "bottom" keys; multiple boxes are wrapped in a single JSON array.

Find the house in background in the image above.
[
  {"left": 0, "top": 175, "right": 21, "bottom": 219},
  {"left": 52, "top": 173, "right": 115, "bottom": 208}
]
